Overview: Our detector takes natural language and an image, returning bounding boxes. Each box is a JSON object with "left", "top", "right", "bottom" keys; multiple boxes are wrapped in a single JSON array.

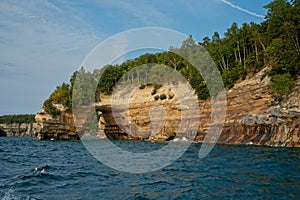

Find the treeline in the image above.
[
  {"left": 202, "top": 0, "right": 299, "bottom": 96},
  {"left": 43, "top": 0, "right": 299, "bottom": 116},
  {"left": 0, "top": 114, "right": 35, "bottom": 124}
]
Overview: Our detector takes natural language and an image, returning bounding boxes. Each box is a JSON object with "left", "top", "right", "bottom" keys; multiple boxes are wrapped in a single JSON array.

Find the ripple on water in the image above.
[{"left": 0, "top": 137, "right": 299, "bottom": 199}]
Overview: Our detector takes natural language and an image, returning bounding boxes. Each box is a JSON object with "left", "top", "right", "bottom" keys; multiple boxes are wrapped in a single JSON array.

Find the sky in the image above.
[{"left": 0, "top": 0, "right": 272, "bottom": 115}]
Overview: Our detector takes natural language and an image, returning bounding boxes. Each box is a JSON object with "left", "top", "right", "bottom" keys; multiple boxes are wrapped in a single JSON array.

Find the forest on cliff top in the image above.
[
  {"left": 43, "top": 0, "right": 300, "bottom": 116},
  {"left": 0, "top": 114, "right": 35, "bottom": 124}
]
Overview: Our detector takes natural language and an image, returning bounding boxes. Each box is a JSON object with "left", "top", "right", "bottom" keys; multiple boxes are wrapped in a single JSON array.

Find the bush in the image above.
[
  {"left": 154, "top": 95, "right": 159, "bottom": 101},
  {"left": 151, "top": 84, "right": 162, "bottom": 95},
  {"left": 146, "top": 83, "right": 153, "bottom": 86},
  {"left": 271, "top": 73, "right": 295, "bottom": 100},
  {"left": 43, "top": 82, "right": 72, "bottom": 116},
  {"left": 168, "top": 92, "right": 174, "bottom": 99},
  {"left": 154, "top": 84, "right": 162, "bottom": 90},
  {"left": 48, "top": 83, "right": 72, "bottom": 108},
  {"left": 43, "top": 99, "right": 61, "bottom": 117},
  {"left": 139, "top": 85, "right": 145, "bottom": 90},
  {"left": 151, "top": 89, "right": 157, "bottom": 95},
  {"left": 160, "top": 93, "right": 167, "bottom": 100}
]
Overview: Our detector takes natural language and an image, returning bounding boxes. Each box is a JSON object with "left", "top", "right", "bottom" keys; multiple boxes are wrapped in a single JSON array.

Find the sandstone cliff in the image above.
[
  {"left": 0, "top": 123, "right": 35, "bottom": 137},
  {"left": 94, "top": 82, "right": 199, "bottom": 141},
  {"left": 34, "top": 105, "right": 78, "bottom": 140},
  {"left": 93, "top": 66, "right": 299, "bottom": 147},
  {"left": 34, "top": 67, "right": 300, "bottom": 147},
  {"left": 197, "top": 67, "right": 300, "bottom": 147}
]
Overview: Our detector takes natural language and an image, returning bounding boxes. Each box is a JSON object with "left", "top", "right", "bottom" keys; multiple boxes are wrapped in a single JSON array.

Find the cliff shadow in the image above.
[{"left": 0, "top": 128, "right": 7, "bottom": 137}]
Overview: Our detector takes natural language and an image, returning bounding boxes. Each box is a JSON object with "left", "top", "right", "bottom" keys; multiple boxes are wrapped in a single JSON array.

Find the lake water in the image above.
[{"left": 0, "top": 137, "right": 299, "bottom": 199}]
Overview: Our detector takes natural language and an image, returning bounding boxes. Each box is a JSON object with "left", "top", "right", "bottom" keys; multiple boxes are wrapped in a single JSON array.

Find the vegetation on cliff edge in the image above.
[{"left": 0, "top": 114, "right": 35, "bottom": 124}]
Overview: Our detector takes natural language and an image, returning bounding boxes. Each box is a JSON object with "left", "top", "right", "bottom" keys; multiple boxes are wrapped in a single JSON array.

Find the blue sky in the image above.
[{"left": 0, "top": 0, "right": 271, "bottom": 115}]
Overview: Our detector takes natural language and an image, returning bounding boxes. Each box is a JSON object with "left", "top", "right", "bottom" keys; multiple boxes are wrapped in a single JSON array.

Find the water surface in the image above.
[{"left": 0, "top": 137, "right": 299, "bottom": 199}]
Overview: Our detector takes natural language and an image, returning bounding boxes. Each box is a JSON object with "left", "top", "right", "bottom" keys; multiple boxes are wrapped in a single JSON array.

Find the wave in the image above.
[
  {"left": 172, "top": 137, "right": 189, "bottom": 142},
  {"left": 32, "top": 164, "right": 51, "bottom": 173},
  {"left": 15, "top": 164, "right": 63, "bottom": 181},
  {"left": 1, "top": 189, "right": 37, "bottom": 200}
]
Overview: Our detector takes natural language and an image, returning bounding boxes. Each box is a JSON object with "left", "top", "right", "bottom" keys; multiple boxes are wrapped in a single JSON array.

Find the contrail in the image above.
[{"left": 221, "top": 0, "right": 264, "bottom": 19}]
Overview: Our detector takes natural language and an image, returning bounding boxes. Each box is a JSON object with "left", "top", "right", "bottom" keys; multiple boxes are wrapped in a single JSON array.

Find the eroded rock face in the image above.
[
  {"left": 98, "top": 66, "right": 300, "bottom": 147},
  {"left": 0, "top": 123, "right": 35, "bottom": 137},
  {"left": 35, "top": 67, "right": 300, "bottom": 146},
  {"left": 94, "top": 82, "right": 199, "bottom": 142},
  {"left": 199, "top": 67, "right": 300, "bottom": 147},
  {"left": 34, "top": 105, "right": 78, "bottom": 140}
]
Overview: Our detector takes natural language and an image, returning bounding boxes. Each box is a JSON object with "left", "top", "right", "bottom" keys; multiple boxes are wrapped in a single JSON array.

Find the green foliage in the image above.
[
  {"left": 49, "top": 83, "right": 72, "bottom": 108},
  {"left": 43, "top": 99, "right": 61, "bottom": 117},
  {"left": 222, "top": 70, "right": 234, "bottom": 88},
  {"left": 200, "top": 0, "right": 299, "bottom": 99},
  {"left": 159, "top": 93, "right": 167, "bottom": 100},
  {"left": 168, "top": 92, "right": 174, "bottom": 99},
  {"left": 139, "top": 85, "right": 145, "bottom": 90},
  {"left": 72, "top": 67, "right": 97, "bottom": 107},
  {"left": 151, "top": 89, "right": 157, "bottom": 95},
  {"left": 264, "top": 0, "right": 300, "bottom": 78},
  {"left": 154, "top": 95, "right": 159, "bottom": 101},
  {"left": 271, "top": 73, "right": 295, "bottom": 99},
  {"left": 42, "top": 82, "right": 71, "bottom": 116},
  {"left": 0, "top": 114, "right": 35, "bottom": 124},
  {"left": 153, "top": 84, "right": 162, "bottom": 90},
  {"left": 70, "top": 71, "right": 79, "bottom": 89},
  {"left": 97, "top": 65, "right": 124, "bottom": 95}
]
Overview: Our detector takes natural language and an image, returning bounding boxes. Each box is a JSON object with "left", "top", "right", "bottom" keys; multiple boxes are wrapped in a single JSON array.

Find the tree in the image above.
[
  {"left": 271, "top": 73, "right": 295, "bottom": 99},
  {"left": 264, "top": 0, "right": 292, "bottom": 42},
  {"left": 42, "top": 82, "right": 72, "bottom": 116},
  {"left": 97, "top": 65, "right": 124, "bottom": 95},
  {"left": 72, "top": 67, "right": 97, "bottom": 107},
  {"left": 181, "top": 35, "right": 196, "bottom": 49},
  {"left": 0, "top": 114, "right": 35, "bottom": 124}
]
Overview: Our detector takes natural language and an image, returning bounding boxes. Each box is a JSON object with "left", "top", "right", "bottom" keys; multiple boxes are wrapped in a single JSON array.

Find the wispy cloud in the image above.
[
  {"left": 220, "top": 0, "right": 264, "bottom": 19},
  {"left": 0, "top": 0, "right": 101, "bottom": 75},
  {"left": 0, "top": 62, "right": 27, "bottom": 78},
  {"left": 92, "top": 0, "right": 173, "bottom": 27},
  {"left": 0, "top": 0, "right": 102, "bottom": 114}
]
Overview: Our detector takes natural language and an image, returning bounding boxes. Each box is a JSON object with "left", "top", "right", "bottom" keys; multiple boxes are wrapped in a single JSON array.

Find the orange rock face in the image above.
[
  {"left": 197, "top": 67, "right": 300, "bottom": 147},
  {"left": 34, "top": 105, "right": 78, "bottom": 140},
  {"left": 34, "top": 67, "right": 300, "bottom": 147}
]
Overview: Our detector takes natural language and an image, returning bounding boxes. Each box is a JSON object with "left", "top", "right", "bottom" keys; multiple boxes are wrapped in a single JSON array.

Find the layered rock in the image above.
[
  {"left": 93, "top": 66, "right": 299, "bottom": 147},
  {"left": 0, "top": 123, "right": 35, "bottom": 137},
  {"left": 94, "top": 82, "right": 199, "bottom": 141},
  {"left": 196, "top": 66, "right": 300, "bottom": 147},
  {"left": 34, "top": 105, "right": 78, "bottom": 140},
  {"left": 34, "top": 66, "right": 300, "bottom": 147}
]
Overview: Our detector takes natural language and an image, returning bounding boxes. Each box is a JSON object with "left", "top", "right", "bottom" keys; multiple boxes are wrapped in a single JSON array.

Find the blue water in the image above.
[{"left": 0, "top": 137, "right": 299, "bottom": 200}]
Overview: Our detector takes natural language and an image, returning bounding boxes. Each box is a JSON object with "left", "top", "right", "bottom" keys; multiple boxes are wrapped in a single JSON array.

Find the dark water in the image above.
[{"left": 0, "top": 137, "right": 299, "bottom": 200}]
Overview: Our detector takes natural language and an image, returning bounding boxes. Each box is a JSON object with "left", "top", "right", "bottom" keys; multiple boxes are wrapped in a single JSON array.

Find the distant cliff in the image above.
[
  {"left": 0, "top": 123, "right": 35, "bottom": 137},
  {"left": 0, "top": 114, "right": 36, "bottom": 137}
]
